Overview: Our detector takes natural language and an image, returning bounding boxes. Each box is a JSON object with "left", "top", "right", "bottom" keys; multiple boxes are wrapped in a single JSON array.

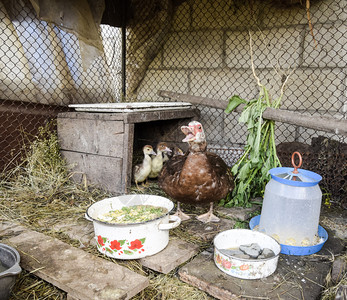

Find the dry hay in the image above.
[
  {"left": 133, "top": 273, "right": 214, "bottom": 300},
  {"left": 0, "top": 122, "right": 110, "bottom": 229},
  {"left": 10, "top": 270, "right": 65, "bottom": 300}
]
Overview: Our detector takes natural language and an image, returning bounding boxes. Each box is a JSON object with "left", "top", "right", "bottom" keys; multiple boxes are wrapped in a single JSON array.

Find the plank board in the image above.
[
  {"left": 61, "top": 151, "right": 123, "bottom": 193},
  {"left": 0, "top": 222, "right": 149, "bottom": 300},
  {"left": 57, "top": 118, "right": 124, "bottom": 157},
  {"left": 69, "top": 102, "right": 192, "bottom": 112},
  {"left": 139, "top": 238, "right": 200, "bottom": 274}
]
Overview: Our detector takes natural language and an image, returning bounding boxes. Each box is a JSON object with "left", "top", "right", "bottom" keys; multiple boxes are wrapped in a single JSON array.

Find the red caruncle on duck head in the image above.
[{"left": 181, "top": 121, "right": 206, "bottom": 143}]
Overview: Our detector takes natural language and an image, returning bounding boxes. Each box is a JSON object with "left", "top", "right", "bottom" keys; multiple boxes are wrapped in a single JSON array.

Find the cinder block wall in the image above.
[{"left": 137, "top": 0, "right": 346, "bottom": 146}]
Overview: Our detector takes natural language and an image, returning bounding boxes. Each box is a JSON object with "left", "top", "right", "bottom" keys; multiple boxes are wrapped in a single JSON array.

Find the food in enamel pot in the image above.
[{"left": 97, "top": 205, "right": 168, "bottom": 224}]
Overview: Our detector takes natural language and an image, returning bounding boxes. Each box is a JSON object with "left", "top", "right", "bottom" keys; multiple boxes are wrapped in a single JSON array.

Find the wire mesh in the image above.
[{"left": 0, "top": 0, "right": 346, "bottom": 201}]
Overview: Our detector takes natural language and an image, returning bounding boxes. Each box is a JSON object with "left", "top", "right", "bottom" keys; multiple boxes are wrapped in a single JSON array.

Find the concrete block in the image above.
[
  {"left": 226, "top": 27, "right": 302, "bottom": 69},
  {"left": 309, "top": 0, "right": 346, "bottom": 24},
  {"left": 189, "top": 68, "right": 257, "bottom": 146},
  {"left": 280, "top": 68, "right": 344, "bottom": 112},
  {"left": 163, "top": 31, "right": 223, "bottom": 69},
  {"left": 263, "top": 0, "right": 345, "bottom": 27},
  {"left": 256, "top": 67, "right": 289, "bottom": 101},
  {"left": 303, "top": 24, "right": 347, "bottom": 68},
  {"left": 225, "top": 111, "right": 297, "bottom": 146},
  {"left": 262, "top": 3, "right": 307, "bottom": 27},
  {"left": 256, "top": 68, "right": 343, "bottom": 112},
  {"left": 191, "top": 0, "right": 260, "bottom": 30},
  {"left": 137, "top": 69, "right": 189, "bottom": 101},
  {"left": 190, "top": 69, "right": 257, "bottom": 101}
]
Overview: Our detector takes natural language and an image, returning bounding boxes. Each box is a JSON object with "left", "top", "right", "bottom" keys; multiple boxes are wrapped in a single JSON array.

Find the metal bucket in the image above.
[{"left": 0, "top": 243, "right": 21, "bottom": 300}]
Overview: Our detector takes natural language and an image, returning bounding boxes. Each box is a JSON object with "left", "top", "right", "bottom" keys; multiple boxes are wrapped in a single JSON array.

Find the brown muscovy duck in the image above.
[
  {"left": 158, "top": 121, "right": 234, "bottom": 223},
  {"left": 133, "top": 145, "right": 156, "bottom": 189}
]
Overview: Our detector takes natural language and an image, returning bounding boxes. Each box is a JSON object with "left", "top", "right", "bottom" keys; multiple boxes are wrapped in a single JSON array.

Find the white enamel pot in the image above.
[{"left": 85, "top": 194, "right": 181, "bottom": 259}]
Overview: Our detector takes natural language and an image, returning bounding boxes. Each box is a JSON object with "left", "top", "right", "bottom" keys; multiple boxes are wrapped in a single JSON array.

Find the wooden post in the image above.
[{"left": 158, "top": 90, "right": 347, "bottom": 136}]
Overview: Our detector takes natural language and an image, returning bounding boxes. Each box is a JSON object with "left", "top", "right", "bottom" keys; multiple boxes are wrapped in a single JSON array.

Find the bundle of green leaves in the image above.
[{"left": 221, "top": 86, "right": 282, "bottom": 207}]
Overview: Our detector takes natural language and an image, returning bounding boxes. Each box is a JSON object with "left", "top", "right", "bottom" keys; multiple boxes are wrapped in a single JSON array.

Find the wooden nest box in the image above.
[{"left": 57, "top": 102, "right": 199, "bottom": 194}]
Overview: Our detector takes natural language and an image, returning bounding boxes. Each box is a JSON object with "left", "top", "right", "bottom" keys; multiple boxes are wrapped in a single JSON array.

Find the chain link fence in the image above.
[{"left": 1, "top": 0, "right": 346, "bottom": 200}]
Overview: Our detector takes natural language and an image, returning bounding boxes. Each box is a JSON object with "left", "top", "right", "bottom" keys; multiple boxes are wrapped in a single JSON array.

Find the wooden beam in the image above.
[{"left": 158, "top": 90, "right": 347, "bottom": 136}]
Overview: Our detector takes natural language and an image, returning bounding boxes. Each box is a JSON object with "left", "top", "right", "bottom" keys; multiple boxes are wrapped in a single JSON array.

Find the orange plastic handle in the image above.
[{"left": 291, "top": 152, "right": 302, "bottom": 174}]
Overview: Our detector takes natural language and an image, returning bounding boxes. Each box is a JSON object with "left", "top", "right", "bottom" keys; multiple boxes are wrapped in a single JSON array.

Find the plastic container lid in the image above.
[{"left": 270, "top": 152, "right": 322, "bottom": 187}]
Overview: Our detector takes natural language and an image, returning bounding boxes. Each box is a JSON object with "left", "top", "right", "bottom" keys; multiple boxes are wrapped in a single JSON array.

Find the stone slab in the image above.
[
  {"left": 216, "top": 205, "right": 261, "bottom": 222},
  {"left": 139, "top": 238, "right": 200, "bottom": 274},
  {"left": 52, "top": 218, "right": 96, "bottom": 247},
  {"left": 178, "top": 229, "right": 345, "bottom": 300},
  {"left": 179, "top": 251, "right": 331, "bottom": 300},
  {"left": 178, "top": 217, "right": 236, "bottom": 242},
  {"left": 0, "top": 221, "right": 149, "bottom": 300}
]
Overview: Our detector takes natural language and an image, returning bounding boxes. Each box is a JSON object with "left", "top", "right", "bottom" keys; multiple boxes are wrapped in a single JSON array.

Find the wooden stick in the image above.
[{"left": 158, "top": 90, "right": 347, "bottom": 136}]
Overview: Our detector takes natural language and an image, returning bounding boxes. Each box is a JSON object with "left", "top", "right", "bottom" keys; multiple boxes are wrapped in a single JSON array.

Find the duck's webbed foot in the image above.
[
  {"left": 174, "top": 202, "right": 190, "bottom": 221},
  {"left": 196, "top": 202, "right": 220, "bottom": 223},
  {"left": 135, "top": 181, "right": 146, "bottom": 190}
]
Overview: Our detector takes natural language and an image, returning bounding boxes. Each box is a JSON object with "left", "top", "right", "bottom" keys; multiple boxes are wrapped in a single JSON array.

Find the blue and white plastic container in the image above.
[{"left": 259, "top": 152, "right": 322, "bottom": 247}]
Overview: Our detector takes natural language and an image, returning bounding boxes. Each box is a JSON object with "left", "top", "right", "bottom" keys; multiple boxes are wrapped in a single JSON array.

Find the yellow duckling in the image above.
[
  {"left": 149, "top": 142, "right": 172, "bottom": 179},
  {"left": 133, "top": 145, "right": 156, "bottom": 189}
]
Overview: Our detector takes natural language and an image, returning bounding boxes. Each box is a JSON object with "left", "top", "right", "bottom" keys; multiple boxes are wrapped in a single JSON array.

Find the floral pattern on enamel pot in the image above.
[
  {"left": 97, "top": 235, "right": 146, "bottom": 257},
  {"left": 215, "top": 253, "right": 252, "bottom": 274}
]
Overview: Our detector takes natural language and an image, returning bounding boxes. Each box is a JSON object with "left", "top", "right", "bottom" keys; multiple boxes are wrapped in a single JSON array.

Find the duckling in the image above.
[
  {"left": 148, "top": 142, "right": 172, "bottom": 179},
  {"left": 133, "top": 145, "right": 156, "bottom": 189},
  {"left": 163, "top": 146, "right": 184, "bottom": 163}
]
